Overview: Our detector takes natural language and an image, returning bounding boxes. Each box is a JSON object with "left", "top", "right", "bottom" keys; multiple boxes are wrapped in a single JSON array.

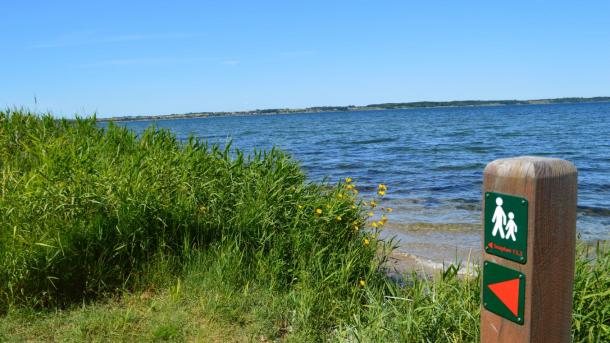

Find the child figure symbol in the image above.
[
  {"left": 491, "top": 197, "right": 506, "bottom": 239},
  {"left": 505, "top": 212, "right": 518, "bottom": 241}
]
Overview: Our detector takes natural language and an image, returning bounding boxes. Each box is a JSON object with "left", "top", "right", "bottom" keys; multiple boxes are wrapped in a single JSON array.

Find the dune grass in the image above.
[{"left": 0, "top": 110, "right": 608, "bottom": 342}]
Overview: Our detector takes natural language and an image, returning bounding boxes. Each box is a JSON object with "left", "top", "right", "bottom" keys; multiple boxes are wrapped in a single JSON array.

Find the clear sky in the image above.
[{"left": 2, "top": 1, "right": 609, "bottom": 118}]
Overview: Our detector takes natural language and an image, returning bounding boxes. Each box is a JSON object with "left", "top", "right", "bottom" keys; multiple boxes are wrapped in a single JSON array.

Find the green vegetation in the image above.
[
  {"left": 1, "top": 110, "right": 609, "bottom": 342},
  {"left": 100, "top": 96, "right": 610, "bottom": 122}
]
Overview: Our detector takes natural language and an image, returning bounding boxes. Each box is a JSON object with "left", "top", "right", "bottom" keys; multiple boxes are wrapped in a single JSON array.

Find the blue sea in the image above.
[{"left": 108, "top": 102, "right": 610, "bottom": 261}]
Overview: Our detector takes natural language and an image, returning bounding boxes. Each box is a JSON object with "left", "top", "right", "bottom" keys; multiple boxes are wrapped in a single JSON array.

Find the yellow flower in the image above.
[
  {"left": 377, "top": 190, "right": 386, "bottom": 196},
  {"left": 315, "top": 208, "right": 323, "bottom": 215},
  {"left": 346, "top": 184, "right": 354, "bottom": 190},
  {"left": 381, "top": 215, "right": 388, "bottom": 223},
  {"left": 371, "top": 222, "right": 378, "bottom": 228},
  {"left": 377, "top": 220, "right": 385, "bottom": 227},
  {"left": 345, "top": 177, "right": 352, "bottom": 183},
  {"left": 351, "top": 205, "right": 357, "bottom": 209},
  {"left": 386, "top": 207, "right": 393, "bottom": 213},
  {"left": 298, "top": 205, "right": 304, "bottom": 209},
  {"left": 337, "top": 193, "right": 344, "bottom": 199},
  {"left": 336, "top": 216, "right": 342, "bottom": 221},
  {"left": 363, "top": 238, "right": 370, "bottom": 246},
  {"left": 378, "top": 184, "right": 388, "bottom": 191},
  {"left": 353, "top": 226, "right": 359, "bottom": 231},
  {"left": 359, "top": 279, "right": 366, "bottom": 287},
  {"left": 367, "top": 211, "right": 374, "bottom": 217},
  {"left": 370, "top": 200, "right": 377, "bottom": 208}
]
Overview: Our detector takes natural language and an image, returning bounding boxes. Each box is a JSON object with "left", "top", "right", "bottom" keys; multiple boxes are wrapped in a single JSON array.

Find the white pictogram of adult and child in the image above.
[{"left": 491, "top": 197, "right": 518, "bottom": 241}]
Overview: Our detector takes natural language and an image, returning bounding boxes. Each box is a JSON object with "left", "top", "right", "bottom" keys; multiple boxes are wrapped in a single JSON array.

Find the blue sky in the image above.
[{"left": 1, "top": 1, "right": 609, "bottom": 118}]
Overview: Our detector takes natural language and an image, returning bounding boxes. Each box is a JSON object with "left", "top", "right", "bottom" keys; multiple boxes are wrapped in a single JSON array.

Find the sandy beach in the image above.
[{"left": 381, "top": 222, "right": 482, "bottom": 277}]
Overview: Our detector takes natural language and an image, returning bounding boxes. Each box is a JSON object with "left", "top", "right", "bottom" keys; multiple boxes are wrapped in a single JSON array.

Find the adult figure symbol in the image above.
[{"left": 492, "top": 197, "right": 506, "bottom": 239}]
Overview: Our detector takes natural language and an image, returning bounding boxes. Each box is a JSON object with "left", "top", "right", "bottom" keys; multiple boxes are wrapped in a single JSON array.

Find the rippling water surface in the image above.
[{"left": 110, "top": 103, "right": 610, "bottom": 250}]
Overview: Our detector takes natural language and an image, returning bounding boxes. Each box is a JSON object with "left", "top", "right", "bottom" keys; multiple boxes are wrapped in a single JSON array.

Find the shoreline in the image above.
[
  {"left": 387, "top": 250, "right": 479, "bottom": 279},
  {"left": 382, "top": 221, "right": 608, "bottom": 276},
  {"left": 381, "top": 222, "right": 481, "bottom": 277},
  {"left": 97, "top": 97, "right": 610, "bottom": 122}
]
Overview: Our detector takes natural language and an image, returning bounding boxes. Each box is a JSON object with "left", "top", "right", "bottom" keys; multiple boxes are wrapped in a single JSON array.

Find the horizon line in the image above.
[{"left": 97, "top": 95, "right": 610, "bottom": 122}]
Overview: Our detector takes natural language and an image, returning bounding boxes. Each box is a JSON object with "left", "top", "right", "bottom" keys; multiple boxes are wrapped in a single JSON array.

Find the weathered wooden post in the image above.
[{"left": 480, "top": 156, "right": 577, "bottom": 343}]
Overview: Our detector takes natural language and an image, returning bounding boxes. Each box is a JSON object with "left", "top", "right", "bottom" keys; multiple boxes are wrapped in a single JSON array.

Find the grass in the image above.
[{"left": 0, "top": 110, "right": 608, "bottom": 342}]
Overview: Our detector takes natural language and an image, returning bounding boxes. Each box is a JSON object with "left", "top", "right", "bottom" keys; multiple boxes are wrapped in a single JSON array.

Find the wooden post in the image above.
[{"left": 480, "top": 156, "right": 577, "bottom": 343}]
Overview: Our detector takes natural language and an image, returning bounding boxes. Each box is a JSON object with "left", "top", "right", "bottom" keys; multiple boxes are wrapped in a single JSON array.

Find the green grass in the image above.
[{"left": 0, "top": 110, "right": 608, "bottom": 342}]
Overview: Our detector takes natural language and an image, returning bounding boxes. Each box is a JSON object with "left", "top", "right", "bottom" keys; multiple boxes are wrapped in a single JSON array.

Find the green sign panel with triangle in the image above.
[
  {"left": 484, "top": 191, "right": 528, "bottom": 264},
  {"left": 482, "top": 261, "right": 526, "bottom": 325}
]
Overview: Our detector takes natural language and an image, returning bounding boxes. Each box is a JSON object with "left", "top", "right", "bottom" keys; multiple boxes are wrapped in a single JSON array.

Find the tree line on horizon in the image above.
[{"left": 100, "top": 96, "right": 610, "bottom": 122}]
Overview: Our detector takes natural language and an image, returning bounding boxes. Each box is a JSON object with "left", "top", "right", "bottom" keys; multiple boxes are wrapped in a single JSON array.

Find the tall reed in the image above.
[{"left": 0, "top": 110, "right": 380, "bottom": 315}]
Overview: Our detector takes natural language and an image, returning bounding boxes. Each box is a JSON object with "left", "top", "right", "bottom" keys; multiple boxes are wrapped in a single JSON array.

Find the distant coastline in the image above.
[{"left": 97, "top": 96, "right": 610, "bottom": 122}]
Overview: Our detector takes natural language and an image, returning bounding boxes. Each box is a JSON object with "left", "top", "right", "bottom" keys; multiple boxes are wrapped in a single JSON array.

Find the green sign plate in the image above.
[
  {"left": 484, "top": 192, "right": 528, "bottom": 264},
  {"left": 483, "top": 261, "right": 526, "bottom": 325}
]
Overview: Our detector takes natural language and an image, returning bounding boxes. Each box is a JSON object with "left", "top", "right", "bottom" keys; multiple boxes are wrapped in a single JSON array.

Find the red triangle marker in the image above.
[{"left": 488, "top": 278, "right": 520, "bottom": 317}]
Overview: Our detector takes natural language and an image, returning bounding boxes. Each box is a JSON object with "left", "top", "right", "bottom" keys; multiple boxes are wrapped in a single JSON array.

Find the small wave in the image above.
[
  {"left": 352, "top": 137, "right": 398, "bottom": 145},
  {"left": 454, "top": 203, "right": 479, "bottom": 211},
  {"left": 427, "top": 185, "right": 459, "bottom": 192},
  {"left": 578, "top": 206, "right": 610, "bottom": 217},
  {"left": 433, "top": 163, "right": 486, "bottom": 171},
  {"left": 336, "top": 162, "right": 360, "bottom": 169},
  {"left": 464, "top": 146, "right": 493, "bottom": 153},
  {"left": 239, "top": 130, "right": 259, "bottom": 135},
  {"left": 385, "top": 222, "right": 480, "bottom": 232}
]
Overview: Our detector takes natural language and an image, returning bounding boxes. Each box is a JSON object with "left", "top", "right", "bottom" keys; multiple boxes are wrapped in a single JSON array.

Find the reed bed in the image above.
[{"left": 0, "top": 110, "right": 378, "bottom": 310}]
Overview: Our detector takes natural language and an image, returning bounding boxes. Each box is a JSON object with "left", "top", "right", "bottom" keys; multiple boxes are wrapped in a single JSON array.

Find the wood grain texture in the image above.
[{"left": 481, "top": 156, "right": 577, "bottom": 343}]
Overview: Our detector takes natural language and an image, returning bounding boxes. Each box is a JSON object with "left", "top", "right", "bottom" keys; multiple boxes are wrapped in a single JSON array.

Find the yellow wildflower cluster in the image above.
[
  {"left": 371, "top": 218, "right": 386, "bottom": 228},
  {"left": 377, "top": 184, "right": 388, "bottom": 196},
  {"left": 342, "top": 177, "right": 359, "bottom": 195},
  {"left": 369, "top": 210, "right": 391, "bottom": 229},
  {"left": 315, "top": 208, "right": 322, "bottom": 215},
  {"left": 336, "top": 179, "right": 395, "bottom": 290}
]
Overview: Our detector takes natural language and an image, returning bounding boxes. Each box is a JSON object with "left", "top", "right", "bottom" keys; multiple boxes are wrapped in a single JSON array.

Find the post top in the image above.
[{"left": 484, "top": 156, "right": 577, "bottom": 179}]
